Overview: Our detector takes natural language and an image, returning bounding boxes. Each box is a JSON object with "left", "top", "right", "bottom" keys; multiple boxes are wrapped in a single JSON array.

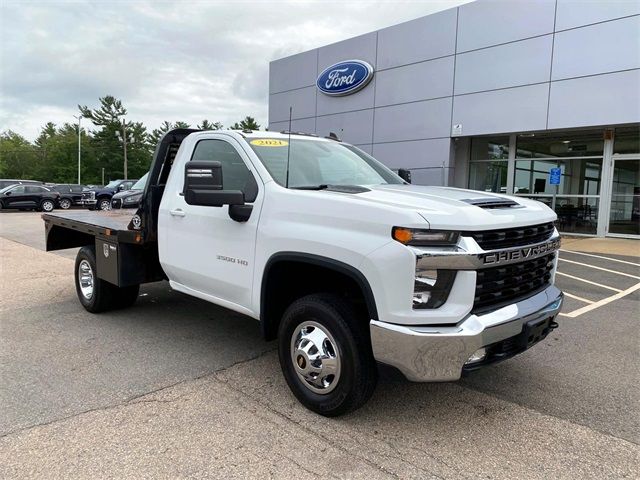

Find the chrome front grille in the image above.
[
  {"left": 81, "top": 191, "right": 95, "bottom": 201},
  {"left": 468, "top": 222, "right": 555, "bottom": 250},
  {"left": 472, "top": 253, "right": 555, "bottom": 313}
]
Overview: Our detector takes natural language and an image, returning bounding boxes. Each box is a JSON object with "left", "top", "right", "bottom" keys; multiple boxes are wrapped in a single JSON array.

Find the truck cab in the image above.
[{"left": 43, "top": 128, "right": 563, "bottom": 416}]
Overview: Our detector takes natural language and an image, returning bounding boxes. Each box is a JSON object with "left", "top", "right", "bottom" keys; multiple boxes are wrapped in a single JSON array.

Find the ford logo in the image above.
[{"left": 316, "top": 60, "right": 374, "bottom": 96}]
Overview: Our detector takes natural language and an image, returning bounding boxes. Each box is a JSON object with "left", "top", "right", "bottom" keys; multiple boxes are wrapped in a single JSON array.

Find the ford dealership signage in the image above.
[{"left": 316, "top": 60, "right": 374, "bottom": 96}]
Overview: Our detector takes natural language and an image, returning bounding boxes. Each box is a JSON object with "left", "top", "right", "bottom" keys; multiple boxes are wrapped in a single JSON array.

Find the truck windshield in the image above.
[{"left": 247, "top": 138, "right": 403, "bottom": 188}]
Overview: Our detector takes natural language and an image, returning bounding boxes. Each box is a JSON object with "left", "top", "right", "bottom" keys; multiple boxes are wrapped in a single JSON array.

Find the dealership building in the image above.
[{"left": 268, "top": 0, "right": 640, "bottom": 237}]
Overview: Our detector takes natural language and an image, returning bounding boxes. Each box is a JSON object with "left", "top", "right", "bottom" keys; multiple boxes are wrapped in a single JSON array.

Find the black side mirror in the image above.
[
  {"left": 184, "top": 160, "right": 244, "bottom": 207},
  {"left": 5, "top": 191, "right": 11, "bottom": 196},
  {"left": 398, "top": 168, "right": 412, "bottom": 184}
]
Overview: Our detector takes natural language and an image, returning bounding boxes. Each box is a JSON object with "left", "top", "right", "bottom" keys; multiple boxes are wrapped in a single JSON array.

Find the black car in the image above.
[
  {"left": 0, "top": 179, "right": 43, "bottom": 189},
  {"left": 111, "top": 173, "right": 148, "bottom": 209},
  {"left": 81, "top": 179, "right": 138, "bottom": 211},
  {"left": 49, "top": 184, "right": 86, "bottom": 209},
  {"left": 0, "top": 184, "right": 59, "bottom": 212}
]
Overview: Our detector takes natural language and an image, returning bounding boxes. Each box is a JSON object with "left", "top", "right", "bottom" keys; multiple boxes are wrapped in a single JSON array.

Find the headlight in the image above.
[
  {"left": 123, "top": 193, "right": 142, "bottom": 204},
  {"left": 392, "top": 227, "right": 459, "bottom": 246},
  {"left": 413, "top": 266, "right": 456, "bottom": 309}
]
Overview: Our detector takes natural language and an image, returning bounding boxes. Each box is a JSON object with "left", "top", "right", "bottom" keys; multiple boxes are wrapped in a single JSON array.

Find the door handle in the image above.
[{"left": 169, "top": 209, "right": 186, "bottom": 217}]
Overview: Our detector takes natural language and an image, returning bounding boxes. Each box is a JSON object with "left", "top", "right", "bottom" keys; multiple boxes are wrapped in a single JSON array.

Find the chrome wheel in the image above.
[
  {"left": 41, "top": 200, "right": 54, "bottom": 212},
  {"left": 78, "top": 259, "right": 94, "bottom": 300},
  {"left": 59, "top": 198, "right": 71, "bottom": 209},
  {"left": 290, "top": 321, "right": 341, "bottom": 394},
  {"left": 99, "top": 199, "right": 111, "bottom": 211}
]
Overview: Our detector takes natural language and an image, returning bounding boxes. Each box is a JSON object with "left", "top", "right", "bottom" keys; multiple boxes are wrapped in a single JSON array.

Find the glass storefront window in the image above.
[
  {"left": 614, "top": 126, "right": 640, "bottom": 155},
  {"left": 523, "top": 196, "right": 599, "bottom": 235},
  {"left": 516, "top": 130, "right": 604, "bottom": 158},
  {"left": 609, "top": 159, "right": 640, "bottom": 235},
  {"left": 468, "top": 161, "right": 508, "bottom": 193},
  {"left": 471, "top": 136, "right": 509, "bottom": 160},
  {"left": 514, "top": 158, "right": 602, "bottom": 195}
]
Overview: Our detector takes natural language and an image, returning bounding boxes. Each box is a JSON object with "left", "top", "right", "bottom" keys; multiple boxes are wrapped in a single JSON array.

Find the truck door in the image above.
[{"left": 160, "top": 136, "right": 262, "bottom": 314}]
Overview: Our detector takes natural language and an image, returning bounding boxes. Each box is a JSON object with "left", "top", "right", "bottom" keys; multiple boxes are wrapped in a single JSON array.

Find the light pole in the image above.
[
  {"left": 73, "top": 114, "right": 82, "bottom": 184},
  {"left": 116, "top": 119, "right": 130, "bottom": 179}
]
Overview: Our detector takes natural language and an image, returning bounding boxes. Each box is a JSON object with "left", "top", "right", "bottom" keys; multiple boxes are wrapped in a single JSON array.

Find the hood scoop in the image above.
[{"left": 462, "top": 197, "right": 521, "bottom": 209}]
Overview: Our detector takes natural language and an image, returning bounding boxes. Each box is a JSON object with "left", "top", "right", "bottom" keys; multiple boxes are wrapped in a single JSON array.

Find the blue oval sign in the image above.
[{"left": 317, "top": 60, "right": 374, "bottom": 96}]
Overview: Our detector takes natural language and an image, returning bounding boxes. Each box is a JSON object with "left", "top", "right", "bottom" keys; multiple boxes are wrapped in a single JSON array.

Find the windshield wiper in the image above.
[{"left": 291, "top": 184, "right": 329, "bottom": 190}]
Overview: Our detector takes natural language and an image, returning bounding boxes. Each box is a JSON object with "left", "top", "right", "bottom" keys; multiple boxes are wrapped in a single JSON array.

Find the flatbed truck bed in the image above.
[{"left": 42, "top": 209, "right": 142, "bottom": 244}]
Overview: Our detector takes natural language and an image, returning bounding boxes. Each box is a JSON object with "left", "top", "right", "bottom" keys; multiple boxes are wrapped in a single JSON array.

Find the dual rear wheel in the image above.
[{"left": 75, "top": 246, "right": 139, "bottom": 313}]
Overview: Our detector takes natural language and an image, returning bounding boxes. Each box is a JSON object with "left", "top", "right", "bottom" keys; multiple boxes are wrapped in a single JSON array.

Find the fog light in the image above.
[{"left": 465, "top": 348, "right": 487, "bottom": 365}]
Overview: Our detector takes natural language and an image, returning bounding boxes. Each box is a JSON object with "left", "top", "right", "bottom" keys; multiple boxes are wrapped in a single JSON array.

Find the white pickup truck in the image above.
[{"left": 43, "top": 128, "right": 563, "bottom": 416}]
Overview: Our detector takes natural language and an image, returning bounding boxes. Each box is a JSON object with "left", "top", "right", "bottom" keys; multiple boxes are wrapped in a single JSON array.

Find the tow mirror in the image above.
[
  {"left": 398, "top": 168, "right": 412, "bottom": 184},
  {"left": 184, "top": 160, "right": 244, "bottom": 207}
]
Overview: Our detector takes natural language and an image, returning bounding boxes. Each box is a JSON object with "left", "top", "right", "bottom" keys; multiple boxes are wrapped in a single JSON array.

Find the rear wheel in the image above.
[
  {"left": 75, "top": 246, "right": 139, "bottom": 313},
  {"left": 278, "top": 293, "right": 377, "bottom": 417},
  {"left": 98, "top": 198, "right": 111, "bottom": 211},
  {"left": 59, "top": 198, "right": 72, "bottom": 209},
  {"left": 40, "top": 199, "right": 55, "bottom": 212}
]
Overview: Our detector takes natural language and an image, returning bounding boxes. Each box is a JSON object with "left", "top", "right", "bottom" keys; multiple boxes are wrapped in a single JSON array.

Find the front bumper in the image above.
[{"left": 370, "top": 285, "right": 563, "bottom": 382}]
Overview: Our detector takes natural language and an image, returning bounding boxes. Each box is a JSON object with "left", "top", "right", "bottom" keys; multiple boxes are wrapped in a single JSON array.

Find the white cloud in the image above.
[{"left": 1, "top": 0, "right": 471, "bottom": 140}]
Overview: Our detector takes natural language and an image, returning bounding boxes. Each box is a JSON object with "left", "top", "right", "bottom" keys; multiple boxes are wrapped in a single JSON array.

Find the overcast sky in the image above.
[{"left": 1, "top": 0, "right": 470, "bottom": 141}]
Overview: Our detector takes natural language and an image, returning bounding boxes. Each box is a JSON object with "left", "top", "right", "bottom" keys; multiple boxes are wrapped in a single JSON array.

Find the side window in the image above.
[
  {"left": 191, "top": 139, "right": 256, "bottom": 200},
  {"left": 26, "top": 186, "right": 43, "bottom": 193},
  {"left": 11, "top": 186, "right": 25, "bottom": 194}
]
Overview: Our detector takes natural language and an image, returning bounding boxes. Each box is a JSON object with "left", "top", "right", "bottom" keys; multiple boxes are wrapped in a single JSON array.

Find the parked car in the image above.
[
  {"left": 49, "top": 184, "right": 86, "bottom": 209},
  {"left": 111, "top": 173, "right": 148, "bottom": 209},
  {"left": 0, "top": 184, "right": 59, "bottom": 212},
  {"left": 0, "top": 179, "right": 43, "bottom": 189},
  {"left": 81, "top": 179, "right": 138, "bottom": 211}
]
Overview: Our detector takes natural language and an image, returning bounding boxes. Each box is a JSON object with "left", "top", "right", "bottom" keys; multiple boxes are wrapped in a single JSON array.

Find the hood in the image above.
[
  {"left": 343, "top": 185, "right": 556, "bottom": 230},
  {"left": 112, "top": 189, "right": 142, "bottom": 200}
]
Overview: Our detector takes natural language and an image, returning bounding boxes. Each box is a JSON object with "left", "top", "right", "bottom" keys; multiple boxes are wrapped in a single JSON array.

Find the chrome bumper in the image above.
[{"left": 370, "top": 285, "right": 563, "bottom": 382}]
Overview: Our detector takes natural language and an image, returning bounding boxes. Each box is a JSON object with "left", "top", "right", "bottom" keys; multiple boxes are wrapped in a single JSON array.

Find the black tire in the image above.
[
  {"left": 59, "top": 198, "right": 72, "bottom": 209},
  {"left": 40, "top": 199, "right": 55, "bottom": 212},
  {"left": 74, "top": 246, "right": 140, "bottom": 313},
  {"left": 97, "top": 198, "right": 111, "bottom": 211},
  {"left": 278, "top": 293, "right": 377, "bottom": 417}
]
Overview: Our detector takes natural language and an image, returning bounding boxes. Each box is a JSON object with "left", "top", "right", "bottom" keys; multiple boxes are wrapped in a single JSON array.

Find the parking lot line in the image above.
[
  {"left": 560, "top": 249, "right": 640, "bottom": 267},
  {"left": 560, "top": 282, "right": 640, "bottom": 318},
  {"left": 555, "top": 272, "right": 622, "bottom": 293},
  {"left": 562, "top": 291, "right": 594, "bottom": 304},
  {"left": 558, "top": 258, "right": 640, "bottom": 280}
]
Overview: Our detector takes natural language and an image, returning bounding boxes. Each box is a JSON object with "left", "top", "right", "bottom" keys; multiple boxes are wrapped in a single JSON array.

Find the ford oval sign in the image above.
[{"left": 317, "top": 60, "right": 374, "bottom": 96}]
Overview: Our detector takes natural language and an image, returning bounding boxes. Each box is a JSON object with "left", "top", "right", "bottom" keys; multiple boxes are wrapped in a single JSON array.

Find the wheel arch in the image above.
[{"left": 260, "top": 252, "right": 378, "bottom": 341}]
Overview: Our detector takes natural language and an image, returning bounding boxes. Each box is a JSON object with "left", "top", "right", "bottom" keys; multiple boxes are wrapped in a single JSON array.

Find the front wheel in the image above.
[
  {"left": 40, "top": 199, "right": 55, "bottom": 212},
  {"left": 278, "top": 293, "right": 377, "bottom": 417},
  {"left": 98, "top": 198, "right": 111, "bottom": 211},
  {"left": 59, "top": 198, "right": 72, "bottom": 209}
]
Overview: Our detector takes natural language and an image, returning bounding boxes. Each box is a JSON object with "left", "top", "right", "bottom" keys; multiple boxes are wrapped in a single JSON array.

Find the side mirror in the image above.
[
  {"left": 5, "top": 191, "right": 11, "bottom": 196},
  {"left": 184, "top": 160, "right": 244, "bottom": 207},
  {"left": 398, "top": 168, "right": 412, "bottom": 184}
]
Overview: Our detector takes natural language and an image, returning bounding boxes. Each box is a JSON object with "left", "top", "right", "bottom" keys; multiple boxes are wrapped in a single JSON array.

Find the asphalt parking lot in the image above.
[{"left": 0, "top": 210, "right": 638, "bottom": 479}]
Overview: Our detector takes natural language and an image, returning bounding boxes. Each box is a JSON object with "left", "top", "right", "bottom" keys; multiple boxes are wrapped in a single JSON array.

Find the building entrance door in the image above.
[{"left": 607, "top": 157, "right": 640, "bottom": 237}]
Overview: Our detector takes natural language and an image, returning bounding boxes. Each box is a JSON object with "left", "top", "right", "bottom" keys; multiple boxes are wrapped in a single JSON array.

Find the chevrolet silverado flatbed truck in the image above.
[{"left": 42, "top": 128, "right": 563, "bottom": 416}]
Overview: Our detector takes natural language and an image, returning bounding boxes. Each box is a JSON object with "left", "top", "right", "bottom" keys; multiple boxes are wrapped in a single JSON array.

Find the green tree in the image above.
[
  {"left": 78, "top": 95, "right": 152, "bottom": 181},
  {"left": 0, "top": 131, "right": 39, "bottom": 179},
  {"left": 197, "top": 119, "right": 223, "bottom": 130},
  {"left": 230, "top": 116, "right": 260, "bottom": 131}
]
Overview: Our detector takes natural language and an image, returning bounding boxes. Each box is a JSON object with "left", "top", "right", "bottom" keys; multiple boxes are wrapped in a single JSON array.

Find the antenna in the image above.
[{"left": 285, "top": 106, "right": 292, "bottom": 188}]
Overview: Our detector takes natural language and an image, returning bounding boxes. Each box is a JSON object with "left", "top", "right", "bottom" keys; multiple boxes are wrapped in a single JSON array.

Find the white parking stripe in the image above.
[
  {"left": 560, "top": 249, "right": 640, "bottom": 267},
  {"left": 560, "top": 282, "right": 640, "bottom": 318},
  {"left": 562, "top": 291, "right": 594, "bottom": 304},
  {"left": 558, "top": 258, "right": 640, "bottom": 280},
  {"left": 556, "top": 271, "right": 622, "bottom": 292}
]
